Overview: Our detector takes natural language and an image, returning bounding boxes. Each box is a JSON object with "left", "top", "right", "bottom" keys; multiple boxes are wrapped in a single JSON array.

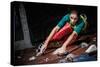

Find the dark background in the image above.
[{"left": 11, "top": 1, "right": 97, "bottom": 46}]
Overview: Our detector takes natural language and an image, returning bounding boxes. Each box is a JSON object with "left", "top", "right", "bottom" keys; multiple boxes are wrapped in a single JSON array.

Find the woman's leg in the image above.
[{"left": 51, "top": 23, "right": 73, "bottom": 41}]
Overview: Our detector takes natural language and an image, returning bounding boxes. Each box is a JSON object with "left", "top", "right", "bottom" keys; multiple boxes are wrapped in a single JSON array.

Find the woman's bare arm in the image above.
[
  {"left": 62, "top": 31, "right": 78, "bottom": 49},
  {"left": 44, "top": 25, "right": 60, "bottom": 46}
]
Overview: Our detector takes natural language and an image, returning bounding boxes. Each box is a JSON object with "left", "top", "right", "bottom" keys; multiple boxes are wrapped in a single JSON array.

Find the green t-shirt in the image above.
[{"left": 57, "top": 14, "right": 85, "bottom": 35}]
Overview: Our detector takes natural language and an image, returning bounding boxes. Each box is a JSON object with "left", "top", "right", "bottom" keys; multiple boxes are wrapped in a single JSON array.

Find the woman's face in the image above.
[{"left": 70, "top": 13, "right": 78, "bottom": 25}]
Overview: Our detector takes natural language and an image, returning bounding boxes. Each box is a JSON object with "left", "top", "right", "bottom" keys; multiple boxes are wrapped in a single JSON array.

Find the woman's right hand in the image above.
[
  {"left": 36, "top": 42, "right": 48, "bottom": 56},
  {"left": 40, "top": 43, "right": 48, "bottom": 52}
]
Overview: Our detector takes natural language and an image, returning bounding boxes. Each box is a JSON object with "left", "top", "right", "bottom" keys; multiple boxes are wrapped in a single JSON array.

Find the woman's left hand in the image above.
[{"left": 52, "top": 47, "right": 66, "bottom": 55}]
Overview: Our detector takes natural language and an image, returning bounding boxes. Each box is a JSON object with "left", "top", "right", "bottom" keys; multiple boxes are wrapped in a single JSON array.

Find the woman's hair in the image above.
[
  {"left": 68, "top": 7, "right": 80, "bottom": 16},
  {"left": 70, "top": 10, "right": 80, "bottom": 17}
]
